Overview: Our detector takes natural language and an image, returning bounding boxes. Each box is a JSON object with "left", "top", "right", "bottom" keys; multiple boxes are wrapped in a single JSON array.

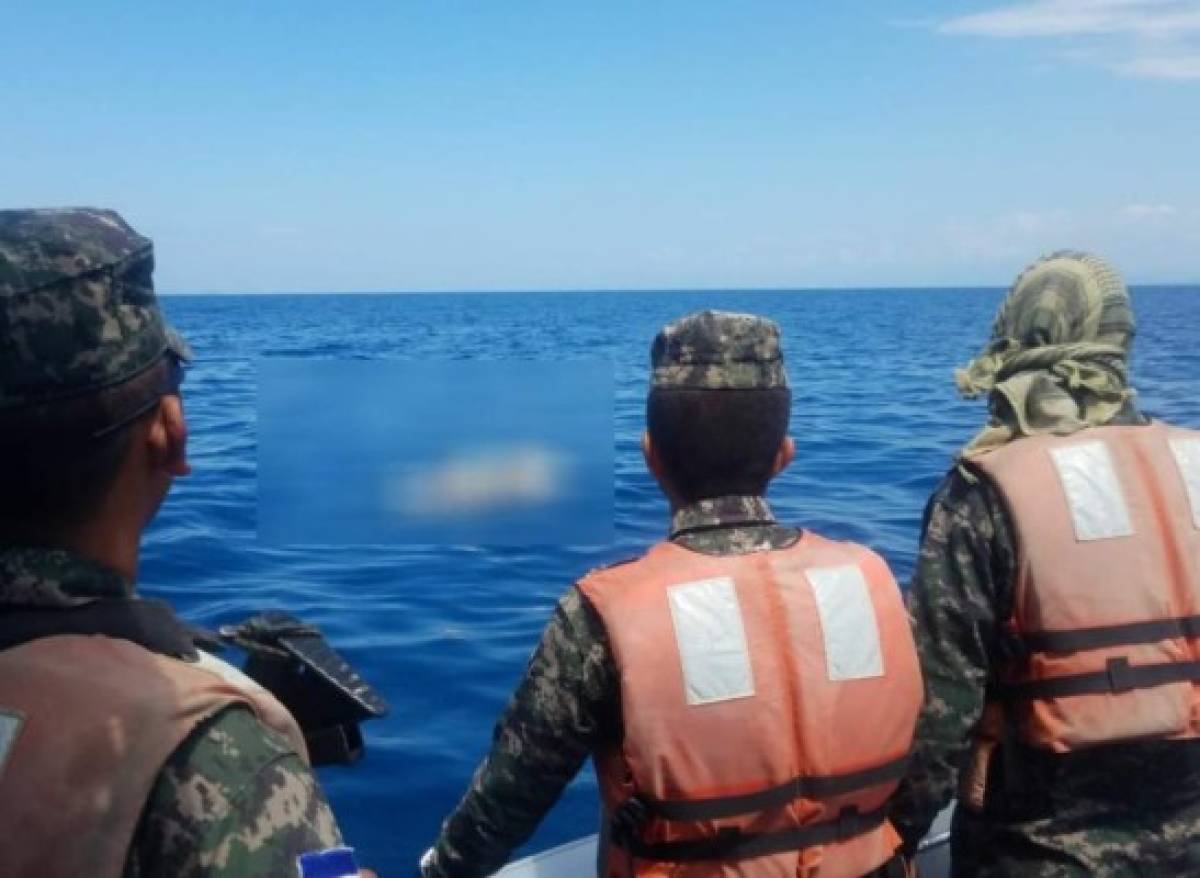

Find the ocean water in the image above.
[{"left": 144, "top": 287, "right": 1200, "bottom": 875}]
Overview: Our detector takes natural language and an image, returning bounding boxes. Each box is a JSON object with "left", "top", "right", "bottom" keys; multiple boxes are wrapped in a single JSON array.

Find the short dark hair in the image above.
[
  {"left": 0, "top": 359, "right": 172, "bottom": 539},
  {"left": 647, "top": 386, "right": 791, "bottom": 504}
]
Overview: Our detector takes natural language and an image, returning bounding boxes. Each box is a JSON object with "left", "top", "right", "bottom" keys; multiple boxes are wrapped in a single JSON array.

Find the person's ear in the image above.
[
  {"left": 146, "top": 395, "right": 191, "bottom": 478},
  {"left": 642, "top": 431, "right": 662, "bottom": 481},
  {"left": 771, "top": 435, "right": 795, "bottom": 478},
  {"left": 643, "top": 429, "right": 681, "bottom": 484},
  {"left": 643, "top": 430, "right": 685, "bottom": 506}
]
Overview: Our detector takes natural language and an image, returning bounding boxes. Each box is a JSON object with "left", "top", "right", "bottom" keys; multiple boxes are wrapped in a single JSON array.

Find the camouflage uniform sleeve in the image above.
[
  {"left": 887, "top": 467, "right": 1017, "bottom": 852},
  {"left": 125, "top": 704, "right": 342, "bottom": 878},
  {"left": 422, "top": 585, "right": 618, "bottom": 878}
]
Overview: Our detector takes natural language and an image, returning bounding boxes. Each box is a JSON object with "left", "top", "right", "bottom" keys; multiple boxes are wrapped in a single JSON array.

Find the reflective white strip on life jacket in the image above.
[
  {"left": 0, "top": 709, "right": 21, "bottom": 777},
  {"left": 1049, "top": 441, "right": 1135, "bottom": 541},
  {"left": 1169, "top": 437, "right": 1200, "bottom": 529},
  {"left": 666, "top": 576, "right": 755, "bottom": 705},
  {"left": 807, "top": 565, "right": 884, "bottom": 681}
]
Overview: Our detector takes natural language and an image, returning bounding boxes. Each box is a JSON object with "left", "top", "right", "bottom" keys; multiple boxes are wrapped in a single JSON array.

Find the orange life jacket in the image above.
[
  {"left": 970, "top": 422, "right": 1200, "bottom": 752},
  {"left": 0, "top": 634, "right": 308, "bottom": 878},
  {"left": 578, "top": 532, "right": 922, "bottom": 878}
]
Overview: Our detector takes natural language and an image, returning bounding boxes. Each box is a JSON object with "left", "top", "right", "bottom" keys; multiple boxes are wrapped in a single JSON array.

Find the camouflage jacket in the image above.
[
  {"left": 422, "top": 495, "right": 801, "bottom": 878},
  {"left": 0, "top": 546, "right": 343, "bottom": 877},
  {"left": 889, "top": 420, "right": 1200, "bottom": 876}
]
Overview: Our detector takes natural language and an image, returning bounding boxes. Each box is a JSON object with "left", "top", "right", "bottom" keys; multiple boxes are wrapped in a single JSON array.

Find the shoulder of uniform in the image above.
[
  {"left": 135, "top": 705, "right": 339, "bottom": 874},
  {"left": 916, "top": 465, "right": 1014, "bottom": 553},
  {"left": 932, "top": 463, "right": 999, "bottom": 508},
  {"left": 166, "top": 703, "right": 298, "bottom": 780},
  {"left": 577, "top": 553, "right": 643, "bottom": 581},
  {"left": 134, "top": 705, "right": 306, "bottom": 857}
]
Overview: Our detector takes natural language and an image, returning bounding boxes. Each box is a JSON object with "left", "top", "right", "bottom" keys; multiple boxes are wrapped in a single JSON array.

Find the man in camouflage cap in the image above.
[
  {"left": 889, "top": 252, "right": 1200, "bottom": 875},
  {"left": 420, "top": 310, "right": 922, "bottom": 877},
  {"left": 0, "top": 209, "right": 356, "bottom": 877}
]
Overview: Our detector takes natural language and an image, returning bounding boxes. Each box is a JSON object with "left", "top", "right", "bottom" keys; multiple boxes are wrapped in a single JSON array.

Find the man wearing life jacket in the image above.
[
  {"left": 0, "top": 209, "right": 360, "bottom": 877},
  {"left": 420, "top": 310, "right": 923, "bottom": 877},
  {"left": 888, "top": 251, "right": 1200, "bottom": 875}
]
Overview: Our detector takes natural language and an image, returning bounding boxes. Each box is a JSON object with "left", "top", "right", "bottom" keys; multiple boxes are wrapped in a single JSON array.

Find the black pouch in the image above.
[{"left": 220, "top": 611, "right": 389, "bottom": 766}]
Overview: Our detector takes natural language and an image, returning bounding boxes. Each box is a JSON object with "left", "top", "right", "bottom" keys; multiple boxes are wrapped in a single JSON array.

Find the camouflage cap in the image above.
[
  {"left": 0, "top": 208, "right": 191, "bottom": 410},
  {"left": 651, "top": 310, "right": 788, "bottom": 390}
]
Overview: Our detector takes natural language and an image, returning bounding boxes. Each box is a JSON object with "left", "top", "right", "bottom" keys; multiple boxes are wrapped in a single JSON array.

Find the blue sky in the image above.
[{"left": 4, "top": 1, "right": 1198, "bottom": 291}]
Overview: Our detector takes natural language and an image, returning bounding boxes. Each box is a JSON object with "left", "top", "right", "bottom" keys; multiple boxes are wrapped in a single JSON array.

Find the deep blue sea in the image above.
[{"left": 143, "top": 288, "right": 1200, "bottom": 876}]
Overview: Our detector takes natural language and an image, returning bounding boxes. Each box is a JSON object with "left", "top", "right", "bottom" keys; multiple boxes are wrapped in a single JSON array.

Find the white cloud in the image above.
[
  {"left": 937, "top": 0, "right": 1200, "bottom": 80},
  {"left": 941, "top": 0, "right": 1200, "bottom": 38},
  {"left": 923, "top": 203, "right": 1200, "bottom": 282},
  {"left": 1120, "top": 202, "right": 1179, "bottom": 218},
  {"left": 1111, "top": 53, "right": 1200, "bottom": 76},
  {"left": 1006, "top": 209, "right": 1073, "bottom": 235}
]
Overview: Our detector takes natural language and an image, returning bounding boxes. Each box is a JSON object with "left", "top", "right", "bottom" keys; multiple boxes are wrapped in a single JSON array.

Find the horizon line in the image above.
[{"left": 160, "top": 281, "right": 1200, "bottom": 296}]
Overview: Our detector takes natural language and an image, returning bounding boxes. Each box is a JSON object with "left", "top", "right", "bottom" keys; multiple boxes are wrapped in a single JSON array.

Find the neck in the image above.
[
  {"left": 54, "top": 496, "right": 144, "bottom": 582},
  {"left": 61, "top": 524, "right": 140, "bottom": 582}
]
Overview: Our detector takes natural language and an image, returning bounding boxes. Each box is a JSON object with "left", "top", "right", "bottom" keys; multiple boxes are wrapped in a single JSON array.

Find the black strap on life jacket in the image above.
[
  {"left": 997, "top": 613, "right": 1200, "bottom": 701},
  {"left": 997, "top": 656, "right": 1200, "bottom": 700},
  {"left": 609, "top": 753, "right": 908, "bottom": 863},
  {"left": 613, "top": 803, "right": 888, "bottom": 863},
  {"left": 634, "top": 752, "right": 910, "bottom": 822},
  {"left": 1018, "top": 614, "right": 1200, "bottom": 655},
  {"left": 0, "top": 598, "right": 204, "bottom": 660}
]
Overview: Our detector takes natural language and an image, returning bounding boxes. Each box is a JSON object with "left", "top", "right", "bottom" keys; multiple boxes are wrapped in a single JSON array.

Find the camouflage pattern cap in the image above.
[
  {"left": 651, "top": 310, "right": 788, "bottom": 390},
  {"left": 0, "top": 208, "right": 191, "bottom": 409}
]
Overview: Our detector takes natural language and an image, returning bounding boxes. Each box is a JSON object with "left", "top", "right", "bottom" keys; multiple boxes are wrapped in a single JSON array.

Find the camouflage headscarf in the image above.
[
  {"left": 956, "top": 250, "right": 1135, "bottom": 457},
  {"left": 0, "top": 208, "right": 191, "bottom": 412},
  {"left": 651, "top": 310, "right": 788, "bottom": 390}
]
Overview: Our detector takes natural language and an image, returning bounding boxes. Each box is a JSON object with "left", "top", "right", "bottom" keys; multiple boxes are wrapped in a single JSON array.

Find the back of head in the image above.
[
  {"left": 955, "top": 250, "right": 1135, "bottom": 456},
  {"left": 0, "top": 209, "right": 191, "bottom": 539},
  {"left": 988, "top": 250, "right": 1133, "bottom": 354},
  {"left": 646, "top": 310, "right": 791, "bottom": 504}
]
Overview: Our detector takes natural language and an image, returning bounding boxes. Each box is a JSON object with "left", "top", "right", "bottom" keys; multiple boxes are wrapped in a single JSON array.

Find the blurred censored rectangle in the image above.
[{"left": 258, "top": 360, "right": 614, "bottom": 546}]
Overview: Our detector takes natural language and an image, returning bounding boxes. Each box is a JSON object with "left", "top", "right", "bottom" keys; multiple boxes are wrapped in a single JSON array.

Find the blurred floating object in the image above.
[
  {"left": 387, "top": 444, "right": 571, "bottom": 517},
  {"left": 257, "top": 358, "right": 614, "bottom": 546}
]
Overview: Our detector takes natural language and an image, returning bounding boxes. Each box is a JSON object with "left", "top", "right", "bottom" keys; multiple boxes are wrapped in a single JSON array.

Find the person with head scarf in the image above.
[{"left": 888, "top": 251, "right": 1200, "bottom": 875}]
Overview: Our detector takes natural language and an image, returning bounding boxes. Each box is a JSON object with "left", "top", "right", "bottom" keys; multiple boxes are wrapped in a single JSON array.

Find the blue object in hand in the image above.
[{"left": 297, "top": 846, "right": 360, "bottom": 878}]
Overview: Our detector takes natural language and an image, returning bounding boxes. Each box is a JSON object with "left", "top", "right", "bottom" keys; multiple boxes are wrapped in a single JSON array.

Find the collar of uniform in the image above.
[
  {"left": 669, "top": 495, "right": 776, "bottom": 538},
  {"left": 0, "top": 546, "right": 133, "bottom": 608}
]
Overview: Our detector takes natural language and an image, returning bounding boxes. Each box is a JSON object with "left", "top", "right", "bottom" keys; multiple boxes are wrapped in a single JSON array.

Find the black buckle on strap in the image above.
[
  {"left": 997, "top": 629, "right": 1030, "bottom": 664},
  {"left": 715, "top": 825, "right": 743, "bottom": 848},
  {"left": 836, "top": 805, "right": 862, "bottom": 841},
  {"left": 1106, "top": 657, "right": 1135, "bottom": 693},
  {"left": 611, "top": 796, "right": 649, "bottom": 844}
]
